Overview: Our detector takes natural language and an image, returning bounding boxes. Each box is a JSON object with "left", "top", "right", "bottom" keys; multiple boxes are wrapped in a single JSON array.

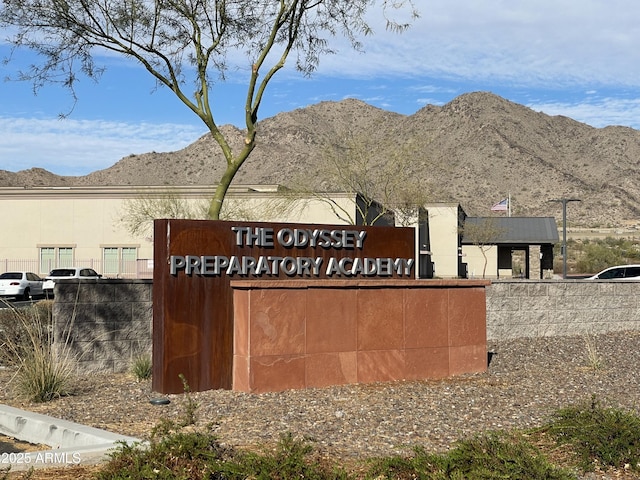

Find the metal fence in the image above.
[{"left": 0, "top": 259, "right": 154, "bottom": 279}]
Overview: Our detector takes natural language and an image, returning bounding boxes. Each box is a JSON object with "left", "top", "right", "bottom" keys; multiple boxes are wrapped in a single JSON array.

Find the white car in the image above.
[
  {"left": 43, "top": 267, "right": 102, "bottom": 297},
  {"left": 0, "top": 271, "right": 44, "bottom": 300},
  {"left": 586, "top": 264, "right": 640, "bottom": 280}
]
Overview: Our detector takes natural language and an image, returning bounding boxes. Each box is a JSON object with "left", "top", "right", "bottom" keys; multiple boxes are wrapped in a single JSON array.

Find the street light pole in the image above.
[{"left": 551, "top": 198, "right": 581, "bottom": 279}]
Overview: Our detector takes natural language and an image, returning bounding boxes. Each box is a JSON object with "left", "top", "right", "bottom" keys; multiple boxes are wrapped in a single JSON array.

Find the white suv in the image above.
[
  {"left": 586, "top": 264, "right": 640, "bottom": 280},
  {"left": 43, "top": 267, "right": 102, "bottom": 297}
]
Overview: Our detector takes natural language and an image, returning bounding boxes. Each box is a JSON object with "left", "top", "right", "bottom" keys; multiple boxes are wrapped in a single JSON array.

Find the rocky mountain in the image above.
[{"left": 3, "top": 91, "right": 640, "bottom": 227}]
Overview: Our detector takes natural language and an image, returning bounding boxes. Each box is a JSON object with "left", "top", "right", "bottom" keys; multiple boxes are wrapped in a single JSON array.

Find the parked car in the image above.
[
  {"left": 0, "top": 271, "right": 44, "bottom": 300},
  {"left": 586, "top": 264, "right": 640, "bottom": 280},
  {"left": 43, "top": 267, "right": 102, "bottom": 297}
]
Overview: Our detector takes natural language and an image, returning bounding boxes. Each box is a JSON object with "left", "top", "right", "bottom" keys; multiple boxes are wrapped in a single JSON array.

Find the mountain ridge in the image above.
[{"left": 3, "top": 91, "right": 640, "bottom": 228}]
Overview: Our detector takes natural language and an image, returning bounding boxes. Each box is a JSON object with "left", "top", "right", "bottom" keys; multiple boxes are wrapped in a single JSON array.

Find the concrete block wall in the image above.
[
  {"left": 51, "top": 279, "right": 640, "bottom": 373},
  {"left": 486, "top": 280, "right": 640, "bottom": 340},
  {"left": 52, "top": 280, "right": 152, "bottom": 373}
]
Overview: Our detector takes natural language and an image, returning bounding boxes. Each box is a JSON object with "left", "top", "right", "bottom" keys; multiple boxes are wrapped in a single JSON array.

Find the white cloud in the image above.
[
  {"left": 3, "top": 0, "right": 640, "bottom": 177},
  {"left": 316, "top": 0, "right": 640, "bottom": 87},
  {"left": 0, "top": 117, "right": 205, "bottom": 176},
  {"left": 527, "top": 97, "right": 640, "bottom": 129}
]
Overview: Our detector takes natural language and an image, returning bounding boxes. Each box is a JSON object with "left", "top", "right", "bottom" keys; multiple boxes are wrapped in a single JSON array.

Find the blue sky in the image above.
[{"left": 2, "top": 0, "right": 640, "bottom": 176}]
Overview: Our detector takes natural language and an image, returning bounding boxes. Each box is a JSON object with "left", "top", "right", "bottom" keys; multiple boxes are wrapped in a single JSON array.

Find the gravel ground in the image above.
[{"left": 1, "top": 331, "right": 640, "bottom": 476}]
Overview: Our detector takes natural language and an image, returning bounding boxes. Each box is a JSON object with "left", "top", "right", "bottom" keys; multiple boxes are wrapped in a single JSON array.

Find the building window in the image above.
[
  {"left": 103, "top": 247, "right": 118, "bottom": 275},
  {"left": 103, "top": 247, "right": 138, "bottom": 277},
  {"left": 59, "top": 247, "right": 73, "bottom": 267},
  {"left": 39, "top": 247, "right": 74, "bottom": 273}
]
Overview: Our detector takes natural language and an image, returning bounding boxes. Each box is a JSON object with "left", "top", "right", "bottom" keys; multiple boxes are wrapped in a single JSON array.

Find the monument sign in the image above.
[{"left": 153, "top": 219, "right": 415, "bottom": 393}]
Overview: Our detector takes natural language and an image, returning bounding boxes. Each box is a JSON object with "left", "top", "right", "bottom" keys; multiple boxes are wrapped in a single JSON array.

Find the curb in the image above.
[{"left": 0, "top": 404, "right": 141, "bottom": 470}]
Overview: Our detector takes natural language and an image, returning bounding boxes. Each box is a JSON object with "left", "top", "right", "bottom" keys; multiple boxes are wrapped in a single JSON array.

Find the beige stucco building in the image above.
[{"left": 0, "top": 185, "right": 557, "bottom": 280}]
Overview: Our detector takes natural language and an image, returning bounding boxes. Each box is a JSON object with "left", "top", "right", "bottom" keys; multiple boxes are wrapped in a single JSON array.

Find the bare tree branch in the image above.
[
  {"left": 288, "top": 128, "right": 433, "bottom": 226},
  {"left": 1, "top": 0, "right": 418, "bottom": 219}
]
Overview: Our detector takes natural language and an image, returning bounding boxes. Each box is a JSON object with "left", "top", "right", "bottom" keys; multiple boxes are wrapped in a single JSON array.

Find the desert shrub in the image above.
[
  {"left": 583, "top": 333, "right": 604, "bottom": 371},
  {"left": 100, "top": 429, "right": 346, "bottom": 480},
  {"left": 364, "top": 446, "right": 438, "bottom": 479},
  {"left": 177, "top": 374, "right": 199, "bottom": 427},
  {"left": 97, "top": 420, "right": 234, "bottom": 480},
  {"left": 575, "top": 242, "right": 623, "bottom": 274},
  {"left": 219, "top": 432, "right": 348, "bottom": 480},
  {"left": 0, "top": 300, "right": 73, "bottom": 402},
  {"left": 100, "top": 429, "right": 576, "bottom": 480},
  {"left": 31, "top": 299, "right": 55, "bottom": 318},
  {"left": 365, "top": 432, "right": 574, "bottom": 479},
  {"left": 0, "top": 299, "right": 52, "bottom": 367},
  {"left": 438, "top": 432, "right": 574, "bottom": 480},
  {"left": 543, "top": 397, "right": 640, "bottom": 472},
  {"left": 16, "top": 345, "right": 73, "bottom": 403},
  {"left": 130, "top": 353, "right": 152, "bottom": 381},
  {"left": 86, "top": 394, "right": 640, "bottom": 479},
  {"left": 567, "top": 236, "right": 640, "bottom": 274}
]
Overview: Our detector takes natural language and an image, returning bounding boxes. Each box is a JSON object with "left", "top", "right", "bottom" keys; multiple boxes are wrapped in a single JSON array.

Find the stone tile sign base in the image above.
[{"left": 232, "top": 279, "right": 490, "bottom": 393}]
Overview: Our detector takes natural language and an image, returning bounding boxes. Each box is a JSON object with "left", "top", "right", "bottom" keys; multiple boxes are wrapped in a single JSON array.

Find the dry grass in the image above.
[{"left": 0, "top": 301, "right": 74, "bottom": 403}]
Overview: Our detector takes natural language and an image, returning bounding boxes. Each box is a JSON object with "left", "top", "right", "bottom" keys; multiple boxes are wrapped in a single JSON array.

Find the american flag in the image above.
[{"left": 491, "top": 198, "right": 509, "bottom": 212}]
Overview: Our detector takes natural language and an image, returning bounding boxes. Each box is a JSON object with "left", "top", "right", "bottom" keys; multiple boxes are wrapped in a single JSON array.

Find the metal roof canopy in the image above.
[{"left": 461, "top": 217, "right": 559, "bottom": 245}]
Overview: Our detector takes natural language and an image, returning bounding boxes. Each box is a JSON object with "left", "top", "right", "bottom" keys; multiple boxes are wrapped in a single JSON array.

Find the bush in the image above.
[
  {"left": 0, "top": 299, "right": 53, "bottom": 367},
  {"left": 96, "top": 419, "right": 234, "bottom": 480},
  {"left": 130, "top": 353, "right": 152, "bottom": 381},
  {"left": 543, "top": 397, "right": 640, "bottom": 472},
  {"left": 100, "top": 423, "right": 347, "bottom": 480},
  {"left": 575, "top": 242, "right": 623, "bottom": 274},
  {"left": 0, "top": 300, "right": 74, "bottom": 402},
  {"left": 567, "top": 236, "right": 640, "bottom": 274},
  {"left": 219, "top": 432, "right": 347, "bottom": 480},
  {"left": 364, "top": 446, "right": 439, "bottom": 479},
  {"left": 366, "top": 432, "right": 574, "bottom": 479},
  {"left": 103, "top": 407, "right": 640, "bottom": 480},
  {"left": 177, "top": 374, "right": 199, "bottom": 427}
]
